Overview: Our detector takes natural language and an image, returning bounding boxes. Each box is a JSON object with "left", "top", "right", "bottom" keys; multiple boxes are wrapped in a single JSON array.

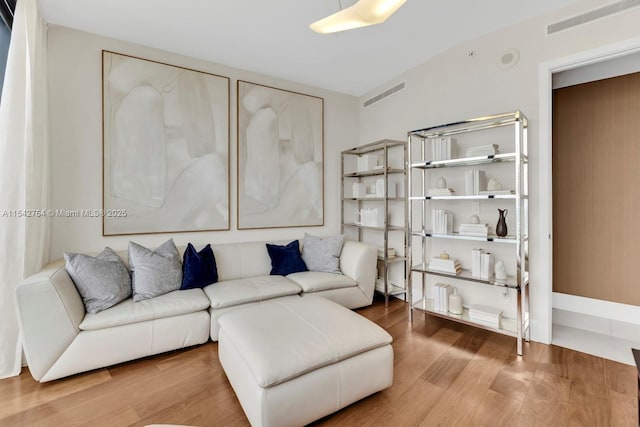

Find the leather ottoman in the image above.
[{"left": 217, "top": 295, "right": 393, "bottom": 427}]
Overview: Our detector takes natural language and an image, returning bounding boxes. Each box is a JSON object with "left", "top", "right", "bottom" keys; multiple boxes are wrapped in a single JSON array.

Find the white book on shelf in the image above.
[
  {"left": 469, "top": 312, "right": 502, "bottom": 322},
  {"left": 480, "top": 252, "right": 493, "bottom": 279},
  {"left": 440, "top": 284, "right": 452, "bottom": 313},
  {"left": 462, "top": 231, "right": 489, "bottom": 237},
  {"left": 471, "top": 248, "right": 482, "bottom": 277},
  {"left": 469, "top": 304, "right": 503, "bottom": 317},
  {"left": 444, "top": 137, "right": 450, "bottom": 160},
  {"left": 469, "top": 317, "right": 501, "bottom": 329},
  {"left": 465, "top": 170, "right": 474, "bottom": 195},
  {"left": 432, "top": 283, "right": 442, "bottom": 311},
  {"left": 472, "top": 170, "right": 486, "bottom": 195}
]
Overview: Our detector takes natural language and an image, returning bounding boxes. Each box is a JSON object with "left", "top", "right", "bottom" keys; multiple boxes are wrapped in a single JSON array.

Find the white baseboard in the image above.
[
  {"left": 553, "top": 309, "right": 640, "bottom": 342},
  {"left": 552, "top": 292, "right": 640, "bottom": 325}
]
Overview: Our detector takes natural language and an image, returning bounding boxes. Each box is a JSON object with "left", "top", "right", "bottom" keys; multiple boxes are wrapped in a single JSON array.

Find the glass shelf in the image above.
[
  {"left": 409, "top": 111, "right": 527, "bottom": 138},
  {"left": 342, "top": 139, "right": 406, "bottom": 155},
  {"left": 343, "top": 168, "right": 405, "bottom": 178},
  {"left": 410, "top": 152, "right": 521, "bottom": 169},
  {"left": 343, "top": 223, "right": 405, "bottom": 231},
  {"left": 410, "top": 194, "right": 517, "bottom": 201},
  {"left": 344, "top": 197, "right": 405, "bottom": 201},
  {"left": 410, "top": 263, "right": 527, "bottom": 289},
  {"left": 375, "top": 281, "right": 407, "bottom": 296},
  {"left": 411, "top": 231, "right": 519, "bottom": 244},
  {"left": 412, "top": 298, "right": 521, "bottom": 337}
]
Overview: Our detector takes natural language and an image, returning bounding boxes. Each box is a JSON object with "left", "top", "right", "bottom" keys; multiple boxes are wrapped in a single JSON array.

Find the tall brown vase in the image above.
[{"left": 496, "top": 209, "right": 508, "bottom": 237}]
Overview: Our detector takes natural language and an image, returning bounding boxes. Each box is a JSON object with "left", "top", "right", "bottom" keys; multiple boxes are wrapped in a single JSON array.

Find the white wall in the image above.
[
  {"left": 357, "top": 0, "right": 640, "bottom": 343},
  {"left": 47, "top": 26, "right": 359, "bottom": 260}
]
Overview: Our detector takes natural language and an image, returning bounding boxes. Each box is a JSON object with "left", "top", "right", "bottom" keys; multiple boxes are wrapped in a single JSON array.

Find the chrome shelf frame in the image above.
[
  {"left": 407, "top": 111, "right": 530, "bottom": 356},
  {"left": 341, "top": 139, "right": 408, "bottom": 307}
]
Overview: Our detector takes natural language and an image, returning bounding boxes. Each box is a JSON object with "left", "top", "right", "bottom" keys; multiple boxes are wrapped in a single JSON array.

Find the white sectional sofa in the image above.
[{"left": 15, "top": 239, "right": 377, "bottom": 382}]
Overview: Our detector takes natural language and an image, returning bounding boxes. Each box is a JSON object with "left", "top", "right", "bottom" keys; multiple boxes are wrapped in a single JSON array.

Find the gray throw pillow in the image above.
[
  {"left": 64, "top": 247, "right": 132, "bottom": 314},
  {"left": 301, "top": 233, "right": 345, "bottom": 274},
  {"left": 128, "top": 239, "right": 182, "bottom": 302}
]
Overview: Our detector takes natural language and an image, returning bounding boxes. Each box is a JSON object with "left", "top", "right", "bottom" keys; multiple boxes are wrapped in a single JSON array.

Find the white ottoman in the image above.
[{"left": 218, "top": 295, "right": 393, "bottom": 427}]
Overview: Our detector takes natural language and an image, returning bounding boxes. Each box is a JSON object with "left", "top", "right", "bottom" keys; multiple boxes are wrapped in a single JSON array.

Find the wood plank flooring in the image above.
[{"left": 0, "top": 296, "right": 637, "bottom": 426}]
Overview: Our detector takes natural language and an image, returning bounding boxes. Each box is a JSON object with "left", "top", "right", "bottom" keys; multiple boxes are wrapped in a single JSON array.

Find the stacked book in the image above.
[
  {"left": 459, "top": 223, "right": 489, "bottom": 237},
  {"left": 465, "top": 144, "right": 499, "bottom": 157},
  {"left": 471, "top": 249, "right": 493, "bottom": 279},
  {"left": 428, "top": 257, "right": 461, "bottom": 275},
  {"left": 432, "top": 283, "right": 452, "bottom": 312},
  {"left": 464, "top": 169, "right": 486, "bottom": 195},
  {"left": 377, "top": 247, "right": 396, "bottom": 258},
  {"left": 430, "top": 137, "right": 457, "bottom": 161},
  {"left": 428, "top": 188, "right": 455, "bottom": 196},
  {"left": 469, "top": 304, "right": 502, "bottom": 329},
  {"left": 431, "top": 209, "right": 452, "bottom": 234}
]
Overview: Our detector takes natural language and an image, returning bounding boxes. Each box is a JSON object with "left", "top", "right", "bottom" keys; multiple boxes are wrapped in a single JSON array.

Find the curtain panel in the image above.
[{"left": 0, "top": 0, "right": 50, "bottom": 379}]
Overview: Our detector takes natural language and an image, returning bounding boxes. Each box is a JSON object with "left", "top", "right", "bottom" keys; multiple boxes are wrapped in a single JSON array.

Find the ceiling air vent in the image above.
[
  {"left": 548, "top": 0, "right": 640, "bottom": 35},
  {"left": 363, "top": 82, "right": 405, "bottom": 108}
]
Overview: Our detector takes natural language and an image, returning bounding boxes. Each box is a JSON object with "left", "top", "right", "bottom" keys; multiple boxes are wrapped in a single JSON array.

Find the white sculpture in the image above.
[
  {"left": 487, "top": 178, "right": 503, "bottom": 191},
  {"left": 494, "top": 259, "right": 507, "bottom": 280}
]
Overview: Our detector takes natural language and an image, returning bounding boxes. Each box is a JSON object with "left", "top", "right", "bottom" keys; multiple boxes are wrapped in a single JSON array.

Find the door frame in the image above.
[{"left": 537, "top": 36, "right": 640, "bottom": 344}]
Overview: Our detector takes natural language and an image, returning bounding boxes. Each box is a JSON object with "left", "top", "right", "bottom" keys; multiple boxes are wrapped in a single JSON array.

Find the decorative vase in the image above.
[
  {"left": 448, "top": 288, "right": 463, "bottom": 315},
  {"left": 496, "top": 208, "right": 508, "bottom": 237}
]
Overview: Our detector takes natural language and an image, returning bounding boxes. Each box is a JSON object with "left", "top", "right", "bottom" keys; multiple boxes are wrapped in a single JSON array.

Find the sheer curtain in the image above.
[{"left": 0, "top": 0, "right": 49, "bottom": 379}]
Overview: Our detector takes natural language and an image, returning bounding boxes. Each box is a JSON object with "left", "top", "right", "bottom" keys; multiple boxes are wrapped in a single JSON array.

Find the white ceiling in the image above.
[{"left": 37, "top": 0, "right": 579, "bottom": 96}]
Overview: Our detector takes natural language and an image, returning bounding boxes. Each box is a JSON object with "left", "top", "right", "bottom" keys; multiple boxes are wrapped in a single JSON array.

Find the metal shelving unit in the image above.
[
  {"left": 407, "top": 111, "right": 530, "bottom": 355},
  {"left": 341, "top": 139, "right": 408, "bottom": 306}
]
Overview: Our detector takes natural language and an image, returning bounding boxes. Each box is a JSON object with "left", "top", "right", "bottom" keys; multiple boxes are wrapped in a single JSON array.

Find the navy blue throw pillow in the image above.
[
  {"left": 181, "top": 243, "right": 218, "bottom": 290},
  {"left": 266, "top": 240, "right": 308, "bottom": 276}
]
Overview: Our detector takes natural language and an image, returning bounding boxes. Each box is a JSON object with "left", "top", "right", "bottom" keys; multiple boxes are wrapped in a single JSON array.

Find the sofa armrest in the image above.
[
  {"left": 339, "top": 241, "right": 377, "bottom": 304},
  {"left": 15, "top": 261, "right": 86, "bottom": 381}
]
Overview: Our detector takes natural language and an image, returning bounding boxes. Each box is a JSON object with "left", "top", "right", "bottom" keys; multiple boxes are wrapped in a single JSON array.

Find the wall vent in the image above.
[
  {"left": 363, "top": 82, "right": 405, "bottom": 107},
  {"left": 547, "top": 0, "right": 640, "bottom": 35}
]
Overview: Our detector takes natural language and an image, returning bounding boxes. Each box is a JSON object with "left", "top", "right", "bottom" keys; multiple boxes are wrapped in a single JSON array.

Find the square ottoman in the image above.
[{"left": 218, "top": 295, "right": 393, "bottom": 427}]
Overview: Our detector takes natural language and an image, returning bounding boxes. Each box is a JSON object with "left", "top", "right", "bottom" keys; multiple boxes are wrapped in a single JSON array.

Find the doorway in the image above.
[{"left": 539, "top": 39, "right": 640, "bottom": 365}]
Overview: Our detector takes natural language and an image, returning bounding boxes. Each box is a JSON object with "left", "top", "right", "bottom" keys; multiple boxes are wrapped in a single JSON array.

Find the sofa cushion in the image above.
[
  {"left": 217, "top": 296, "right": 392, "bottom": 388},
  {"left": 204, "top": 275, "right": 302, "bottom": 309},
  {"left": 64, "top": 247, "right": 132, "bottom": 314},
  {"left": 286, "top": 271, "right": 356, "bottom": 292},
  {"left": 266, "top": 240, "right": 308, "bottom": 276},
  {"left": 181, "top": 243, "right": 218, "bottom": 290},
  {"left": 301, "top": 233, "right": 344, "bottom": 274},
  {"left": 79, "top": 288, "right": 210, "bottom": 331},
  {"left": 129, "top": 239, "right": 182, "bottom": 302}
]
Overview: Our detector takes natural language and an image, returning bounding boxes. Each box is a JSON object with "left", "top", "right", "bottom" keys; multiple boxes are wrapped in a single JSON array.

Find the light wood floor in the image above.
[{"left": 0, "top": 296, "right": 637, "bottom": 426}]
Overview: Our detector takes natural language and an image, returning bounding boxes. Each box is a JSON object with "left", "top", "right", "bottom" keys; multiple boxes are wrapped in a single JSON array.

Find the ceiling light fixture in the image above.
[{"left": 310, "top": 0, "right": 407, "bottom": 34}]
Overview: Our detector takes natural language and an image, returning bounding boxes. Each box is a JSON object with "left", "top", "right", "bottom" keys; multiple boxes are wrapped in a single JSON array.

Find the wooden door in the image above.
[{"left": 553, "top": 71, "right": 640, "bottom": 305}]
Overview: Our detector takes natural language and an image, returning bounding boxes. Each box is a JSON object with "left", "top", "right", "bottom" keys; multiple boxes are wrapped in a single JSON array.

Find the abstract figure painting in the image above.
[
  {"left": 237, "top": 81, "right": 324, "bottom": 229},
  {"left": 102, "top": 51, "right": 230, "bottom": 235}
]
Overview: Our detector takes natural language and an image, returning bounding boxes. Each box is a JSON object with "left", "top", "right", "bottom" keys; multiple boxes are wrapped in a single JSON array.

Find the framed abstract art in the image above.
[
  {"left": 237, "top": 80, "right": 324, "bottom": 229},
  {"left": 102, "top": 50, "right": 230, "bottom": 235}
]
